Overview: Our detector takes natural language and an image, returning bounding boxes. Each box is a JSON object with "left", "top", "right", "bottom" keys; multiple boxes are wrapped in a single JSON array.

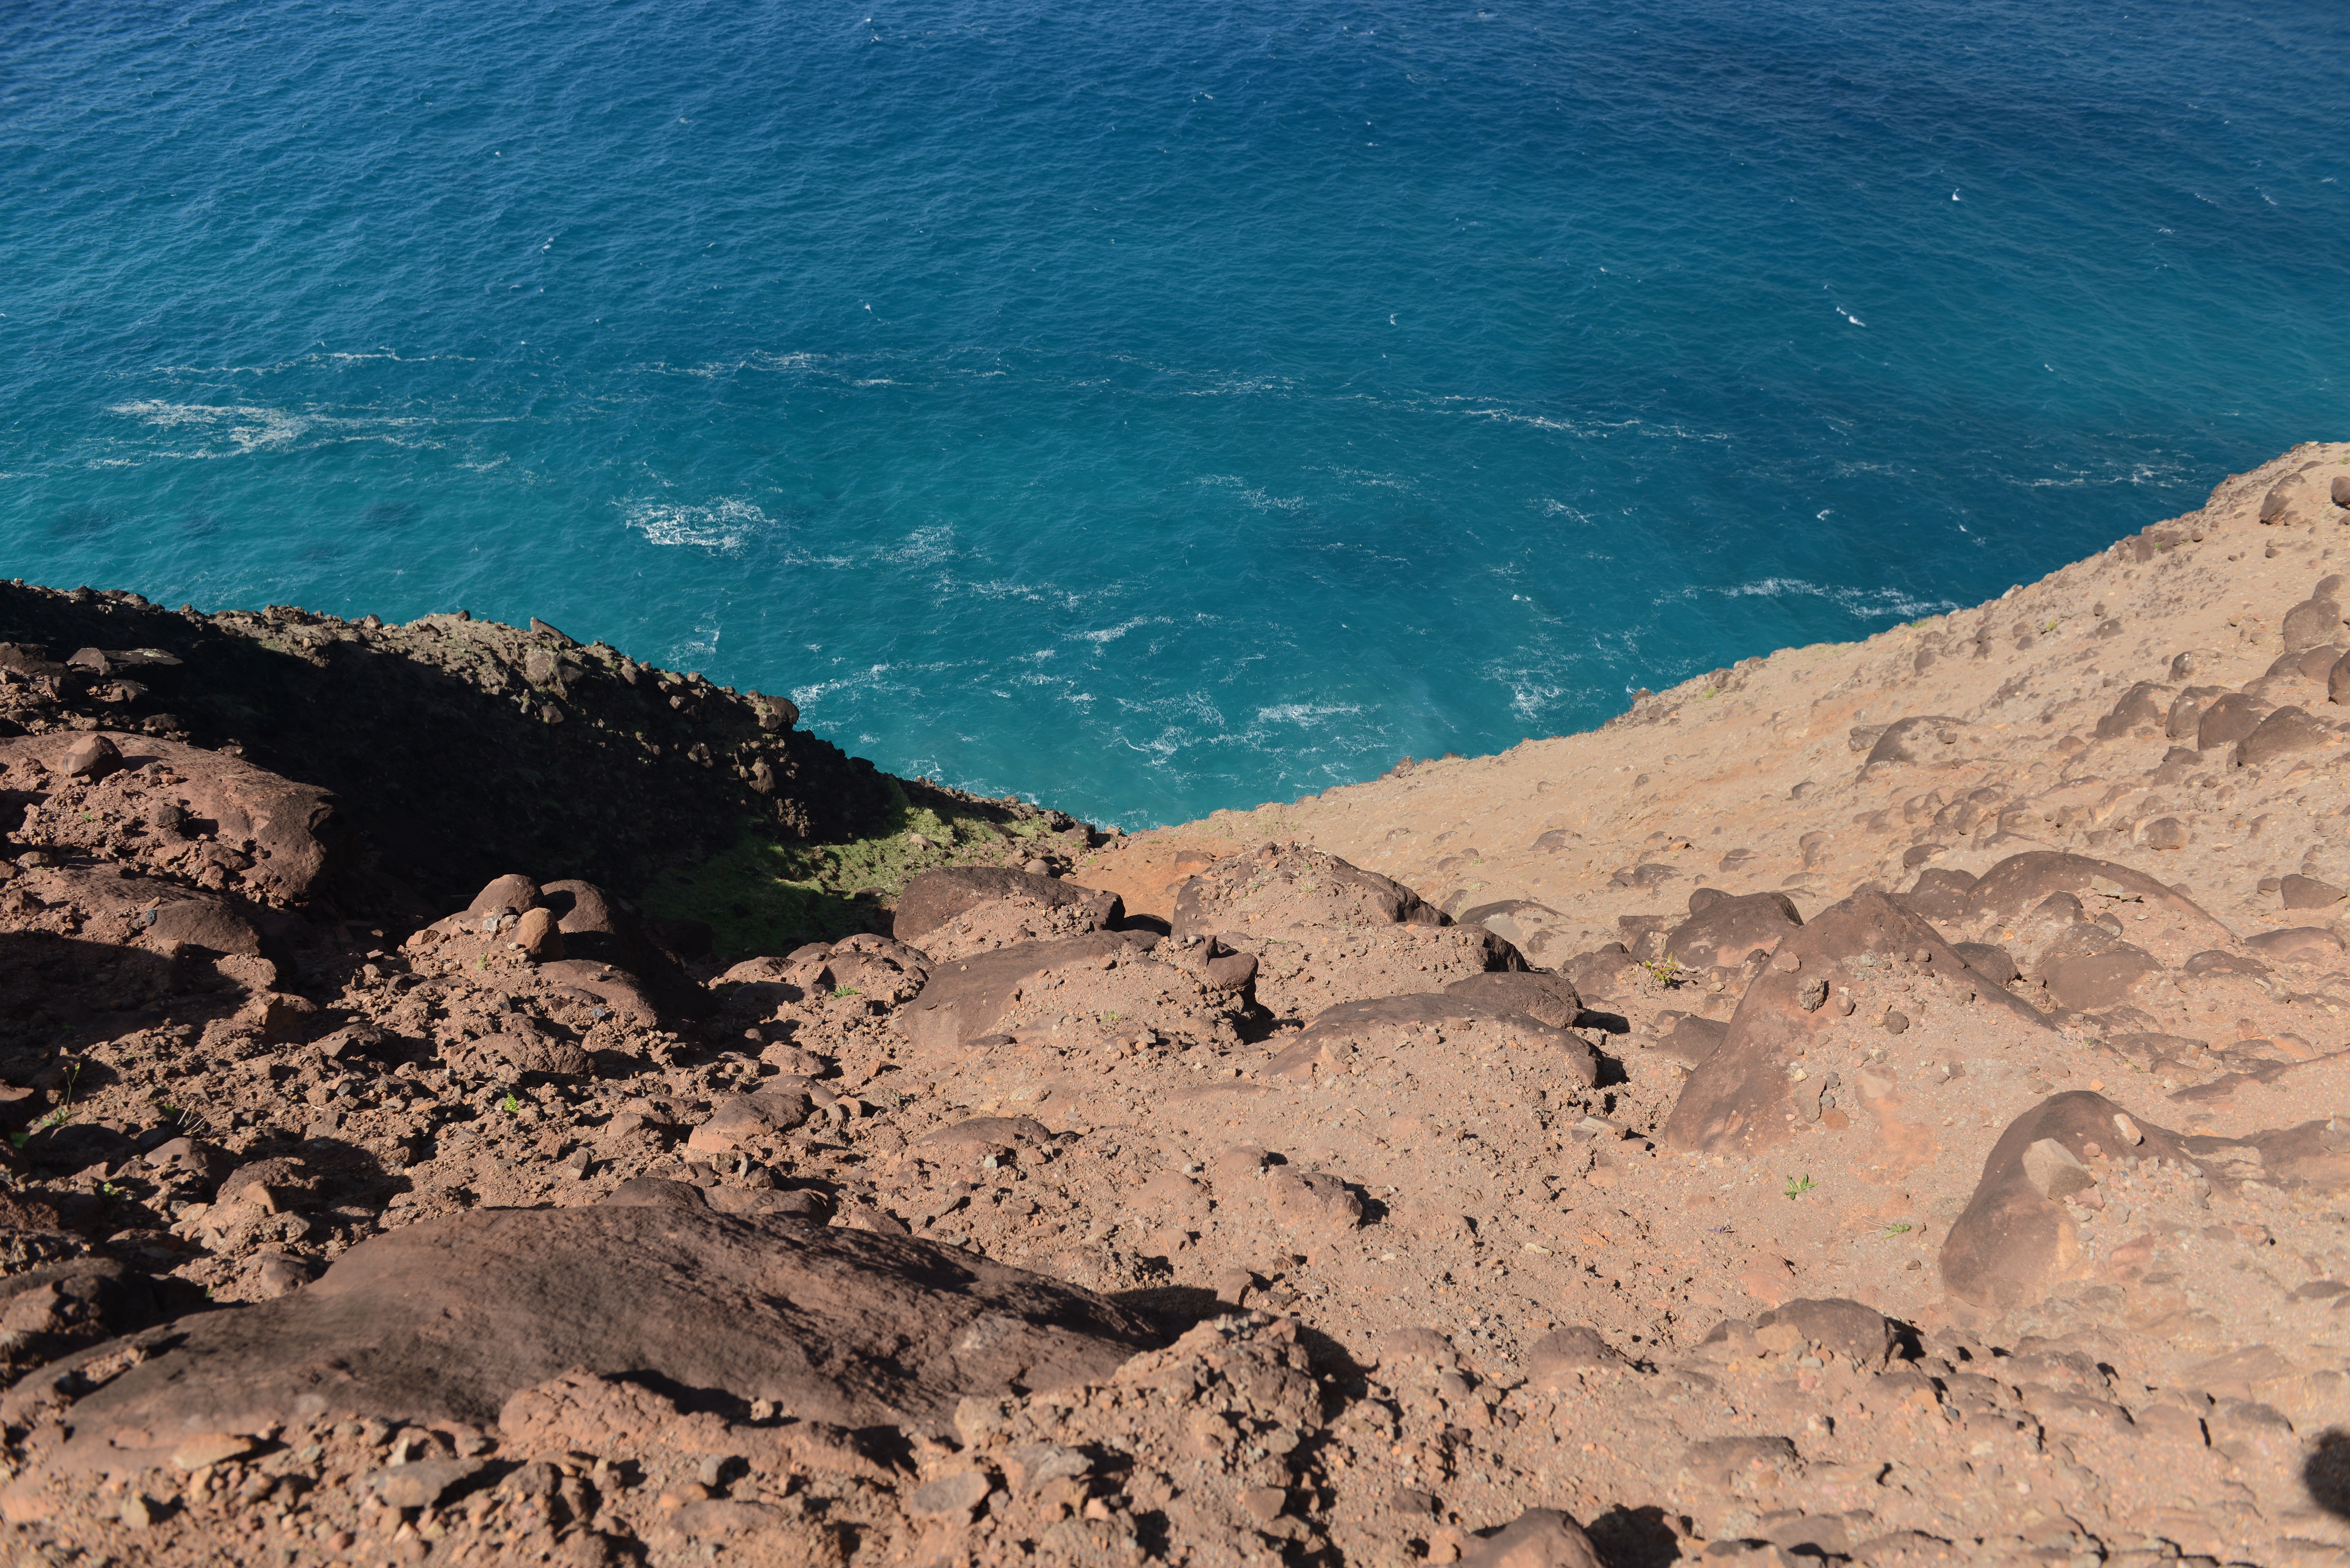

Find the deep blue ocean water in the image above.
[{"left": 5, "top": 1, "right": 2348, "bottom": 828}]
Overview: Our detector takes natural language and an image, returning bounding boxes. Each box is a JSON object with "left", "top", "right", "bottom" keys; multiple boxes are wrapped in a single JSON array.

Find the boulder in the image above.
[
  {"left": 2245, "top": 927, "right": 2344, "bottom": 966},
  {"left": 1941, "top": 1091, "right": 2198, "bottom": 1311},
  {"left": 1, "top": 735, "right": 345, "bottom": 907},
  {"left": 1751, "top": 1298, "right": 1897, "bottom": 1369},
  {"left": 2166, "top": 685, "right": 2226, "bottom": 739},
  {"left": 1862, "top": 717, "right": 1971, "bottom": 768},
  {"left": 1664, "top": 890, "right": 2049, "bottom": 1156},
  {"left": 2093, "top": 682, "right": 2172, "bottom": 739},
  {"left": 1902, "top": 868, "right": 1977, "bottom": 925},
  {"left": 1267, "top": 991, "right": 1597, "bottom": 1087},
  {"left": 1171, "top": 843, "right": 1444, "bottom": 942},
  {"left": 2280, "top": 598, "right": 2343, "bottom": 653},
  {"left": 2197, "top": 693, "right": 2269, "bottom": 750},
  {"left": 1459, "top": 1509, "right": 1603, "bottom": 1568},
  {"left": 1439, "top": 969, "right": 1583, "bottom": 1028},
  {"left": 893, "top": 867, "right": 1122, "bottom": 946},
  {"left": 1662, "top": 890, "right": 1802, "bottom": 971},
  {"left": 2280, "top": 875, "right": 2346, "bottom": 911},
  {"left": 903, "top": 932, "right": 1239, "bottom": 1056},
  {"left": 1964, "top": 851, "right": 2231, "bottom": 963},
  {"left": 2236, "top": 705, "right": 2334, "bottom": 767},
  {"left": 5, "top": 1206, "right": 1162, "bottom": 1473}
]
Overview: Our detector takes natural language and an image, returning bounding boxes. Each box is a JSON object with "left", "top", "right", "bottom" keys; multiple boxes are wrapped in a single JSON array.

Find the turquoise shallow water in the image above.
[{"left": 5, "top": 0, "right": 2348, "bottom": 828}]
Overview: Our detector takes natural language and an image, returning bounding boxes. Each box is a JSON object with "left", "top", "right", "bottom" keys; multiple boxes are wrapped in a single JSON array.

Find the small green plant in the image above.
[
  {"left": 1783, "top": 1173, "right": 1816, "bottom": 1201},
  {"left": 12, "top": 1061, "right": 80, "bottom": 1149},
  {"left": 498, "top": 1093, "right": 522, "bottom": 1115},
  {"left": 833, "top": 986, "right": 862, "bottom": 999},
  {"left": 1882, "top": 1222, "right": 1914, "bottom": 1236},
  {"left": 1643, "top": 955, "right": 1685, "bottom": 987},
  {"left": 11, "top": 1105, "right": 70, "bottom": 1150}
]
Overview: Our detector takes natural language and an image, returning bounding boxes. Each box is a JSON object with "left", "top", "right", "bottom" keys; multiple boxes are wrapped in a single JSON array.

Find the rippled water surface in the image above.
[{"left": 6, "top": 0, "right": 2348, "bottom": 825}]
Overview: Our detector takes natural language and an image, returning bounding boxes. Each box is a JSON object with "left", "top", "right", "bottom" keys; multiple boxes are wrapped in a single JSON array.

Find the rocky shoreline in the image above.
[{"left": 4, "top": 443, "right": 2350, "bottom": 1566}]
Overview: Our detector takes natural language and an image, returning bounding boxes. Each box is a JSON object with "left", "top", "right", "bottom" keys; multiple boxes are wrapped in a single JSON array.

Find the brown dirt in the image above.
[{"left": 5, "top": 443, "right": 2350, "bottom": 1566}]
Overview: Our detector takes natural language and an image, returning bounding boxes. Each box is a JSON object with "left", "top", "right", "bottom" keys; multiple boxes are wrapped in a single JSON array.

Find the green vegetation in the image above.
[
  {"left": 1783, "top": 1173, "right": 1817, "bottom": 1201},
  {"left": 644, "top": 779, "right": 1063, "bottom": 960},
  {"left": 11, "top": 1060, "right": 80, "bottom": 1150},
  {"left": 1643, "top": 954, "right": 1685, "bottom": 987},
  {"left": 498, "top": 1093, "right": 522, "bottom": 1115}
]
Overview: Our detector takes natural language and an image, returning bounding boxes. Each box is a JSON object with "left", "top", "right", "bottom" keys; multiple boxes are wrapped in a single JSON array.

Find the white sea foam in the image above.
[
  {"left": 1194, "top": 475, "right": 1306, "bottom": 512},
  {"left": 1072, "top": 616, "right": 1167, "bottom": 645},
  {"left": 1697, "top": 576, "right": 1957, "bottom": 620},
  {"left": 1256, "top": 702, "right": 1362, "bottom": 725},
  {"left": 618, "top": 495, "right": 772, "bottom": 549}
]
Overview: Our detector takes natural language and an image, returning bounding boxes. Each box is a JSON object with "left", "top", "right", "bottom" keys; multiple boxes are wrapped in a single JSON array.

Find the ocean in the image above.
[{"left": 5, "top": 0, "right": 2347, "bottom": 829}]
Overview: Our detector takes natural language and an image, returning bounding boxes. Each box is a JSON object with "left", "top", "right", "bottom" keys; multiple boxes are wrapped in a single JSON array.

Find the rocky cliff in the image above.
[{"left": 4, "top": 444, "right": 2350, "bottom": 1567}]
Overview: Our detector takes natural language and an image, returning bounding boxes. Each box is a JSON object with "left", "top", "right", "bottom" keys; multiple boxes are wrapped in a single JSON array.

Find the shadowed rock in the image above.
[
  {"left": 4, "top": 1206, "right": 1163, "bottom": 1475},
  {"left": 1, "top": 735, "right": 345, "bottom": 908}
]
